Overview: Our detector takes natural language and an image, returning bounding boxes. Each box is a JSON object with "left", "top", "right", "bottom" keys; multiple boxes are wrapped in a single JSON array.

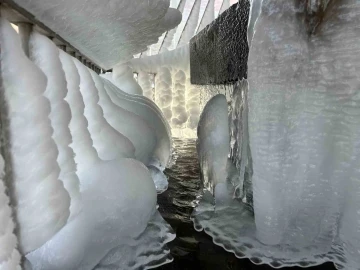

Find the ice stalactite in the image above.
[
  {"left": 155, "top": 67, "right": 173, "bottom": 124},
  {"left": 91, "top": 71, "right": 157, "bottom": 166},
  {"left": 0, "top": 18, "right": 70, "bottom": 254},
  {"left": 193, "top": 0, "right": 360, "bottom": 269},
  {"left": 138, "top": 71, "right": 154, "bottom": 101},
  {"left": 73, "top": 60, "right": 136, "bottom": 161},
  {"left": 0, "top": 153, "right": 21, "bottom": 269},
  {"left": 29, "top": 32, "right": 82, "bottom": 221}
]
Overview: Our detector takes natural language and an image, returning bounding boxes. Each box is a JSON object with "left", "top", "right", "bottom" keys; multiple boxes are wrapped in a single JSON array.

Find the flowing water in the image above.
[{"left": 157, "top": 138, "right": 335, "bottom": 270}]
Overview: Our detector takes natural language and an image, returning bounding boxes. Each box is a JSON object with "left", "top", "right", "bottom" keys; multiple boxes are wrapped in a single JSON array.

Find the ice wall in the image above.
[
  {"left": 0, "top": 18, "right": 174, "bottom": 269},
  {"left": 193, "top": 0, "right": 360, "bottom": 269}
]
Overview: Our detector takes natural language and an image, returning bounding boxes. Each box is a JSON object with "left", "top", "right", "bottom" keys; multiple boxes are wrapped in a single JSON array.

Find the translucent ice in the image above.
[
  {"left": 148, "top": 165, "right": 169, "bottom": 194},
  {"left": 197, "top": 94, "right": 230, "bottom": 193},
  {"left": 0, "top": 18, "right": 70, "bottom": 254}
]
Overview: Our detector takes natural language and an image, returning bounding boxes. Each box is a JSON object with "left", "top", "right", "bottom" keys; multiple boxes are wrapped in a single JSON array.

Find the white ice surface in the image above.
[
  {"left": 0, "top": 18, "right": 70, "bottom": 254},
  {"left": 29, "top": 32, "right": 82, "bottom": 221},
  {"left": 0, "top": 154, "right": 21, "bottom": 270},
  {"left": 11, "top": 0, "right": 182, "bottom": 69}
]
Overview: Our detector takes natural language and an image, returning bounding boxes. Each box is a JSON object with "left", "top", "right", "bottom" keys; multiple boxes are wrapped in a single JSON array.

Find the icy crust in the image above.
[
  {"left": 0, "top": 18, "right": 70, "bottom": 254},
  {"left": 91, "top": 72, "right": 157, "bottom": 165},
  {"left": 95, "top": 210, "right": 175, "bottom": 270},
  {"left": 11, "top": 0, "right": 182, "bottom": 68},
  {"left": 29, "top": 32, "right": 82, "bottom": 221},
  {"left": 101, "top": 75, "right": 172, "bottom": 168},
  {"left": 0, "top": 154, "right": 21, "bottom": 270}
]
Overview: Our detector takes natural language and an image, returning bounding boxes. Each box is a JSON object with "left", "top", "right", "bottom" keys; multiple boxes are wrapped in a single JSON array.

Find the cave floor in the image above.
[{"left": 157, "top": 138, "right": 336, "bottom": 270}]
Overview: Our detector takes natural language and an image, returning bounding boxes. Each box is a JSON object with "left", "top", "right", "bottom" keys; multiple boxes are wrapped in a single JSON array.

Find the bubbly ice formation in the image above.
[
  {"left": 130, "top": 45, "right": 202, "bottom": 138},
  {"left": 0, "top": 154, "right": 21, "bottom": 270},
  {"left": 197, "top": 94, "right": 230, "bottom": 193},
  {"left": 29, "top": 32, "right": 82, "bottom": 221},
  {"left": 11, "top": 0, "right": 182, "bottom": 68},
  {"left": 155, "top": 67, "right": 173, "bottom": 123},
  {"left": 137, "top": 71, "right": 154, "bottom": 101},
  {"left": 193, "top": 0, "right": 360, "bottom": 269},
  {"left": 0, "top": 18, "right": 70, "bottom": 254}
]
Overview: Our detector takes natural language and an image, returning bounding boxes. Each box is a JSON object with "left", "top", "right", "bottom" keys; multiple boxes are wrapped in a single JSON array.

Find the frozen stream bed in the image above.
[{"left": 157, "top": 138, "right": 336, "bottom": 270}]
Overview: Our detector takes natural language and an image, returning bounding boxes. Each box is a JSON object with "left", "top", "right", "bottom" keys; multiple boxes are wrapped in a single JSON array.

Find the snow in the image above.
[
  {"left": 193, "top": 0, "right": 360, "bottom": 269},
  {"left": 11, "top": 0, "right": 182, "bottom": 69},
  {"left": 0, "top": 18, "right": 70, "bottom": 254},
  {"left": 196, "top": 94, "right": 230, "bottom": 193},
  {"left": 111, "top": 64, "right": 143, "bottom": 95},
  {"left": 29, "top": 32, "right": 82, "bottom": 221}
]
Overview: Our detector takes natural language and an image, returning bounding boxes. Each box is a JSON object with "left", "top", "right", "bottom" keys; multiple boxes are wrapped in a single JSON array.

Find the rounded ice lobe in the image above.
[{"left": 197, "top": 94, "right": 230, "bottom": 193}]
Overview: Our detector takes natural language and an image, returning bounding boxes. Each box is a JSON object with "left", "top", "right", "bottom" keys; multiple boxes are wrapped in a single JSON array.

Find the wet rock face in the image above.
[{"left": 189, "top": 1, "right": 250, "bottom": 85}]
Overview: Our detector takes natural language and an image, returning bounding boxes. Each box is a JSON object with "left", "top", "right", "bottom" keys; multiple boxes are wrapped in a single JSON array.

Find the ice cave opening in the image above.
[{"left": 0, "top": 0, "right": 359, "bottom": 270}]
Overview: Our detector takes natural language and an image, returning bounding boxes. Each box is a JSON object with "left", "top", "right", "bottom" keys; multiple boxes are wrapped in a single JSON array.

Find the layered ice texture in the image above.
[
  {"left": 0, "top": 18, "right": 174, "bottom": 269},
  {"left": 10, "top": 0, "right": 182, "bottom": 68},
  {"left": 193, "top": 0, "right": 360, "bottom": 269}
]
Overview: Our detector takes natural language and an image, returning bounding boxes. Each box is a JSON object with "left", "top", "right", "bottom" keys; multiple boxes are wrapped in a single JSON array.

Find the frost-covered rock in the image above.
[
  {"left": 197, "top": 94, "right": 230, "bottom": 193},
  {"left": 0, "top": 18, "right": 70, "bottom": 254}
]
